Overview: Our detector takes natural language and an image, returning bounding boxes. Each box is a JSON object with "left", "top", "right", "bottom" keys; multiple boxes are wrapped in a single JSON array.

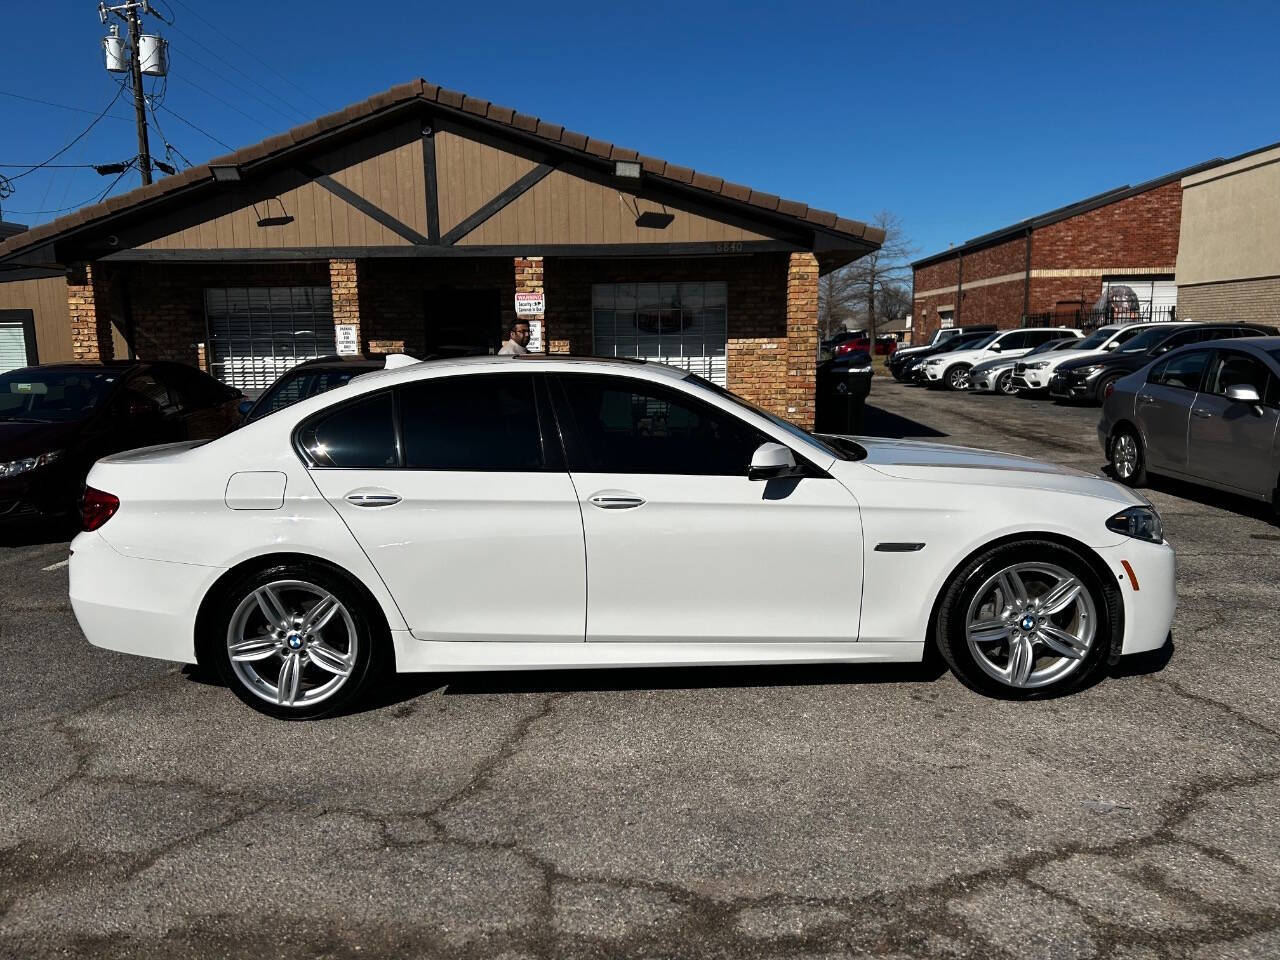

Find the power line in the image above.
[
  {"left": 0, "top": 164, "right": 104, "bottom": 169},
  {"left": 165, "top": 0, "right": 328, "bottom": 112},
  {"left": 0, "top": 88, "right": 134, "bottom": 123},
  {"left": 164, "top": 21, "right": 311, "bottom": 122},
  {"left": 171, "top": 41, "right": 308, "bottom": 125},
  {"left": 2, "top": 83, "right": 127, "bottom": 185},
  {"left": 156, "top": 103, "right": 234, "bottom": 151},
  {"left": 5, "top": 160, "right": 139, "bottom": 218},
  {"left": 167, "top": 70, "right": 276, "bottom": 133}
]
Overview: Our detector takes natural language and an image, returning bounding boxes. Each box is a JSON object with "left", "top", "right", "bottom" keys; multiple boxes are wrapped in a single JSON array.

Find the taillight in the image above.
[{"left": 81, "top": 487, "right": 120, "bottom": 532}]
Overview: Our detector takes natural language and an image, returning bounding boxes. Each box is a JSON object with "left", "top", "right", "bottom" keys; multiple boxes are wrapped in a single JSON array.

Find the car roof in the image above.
[{"left": 336, "top": 353, "right": 692, "bottom": 391}]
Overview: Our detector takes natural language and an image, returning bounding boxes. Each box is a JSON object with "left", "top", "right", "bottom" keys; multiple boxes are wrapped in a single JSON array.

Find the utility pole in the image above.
[{"left": 99, "top": 1, "right": 168, "bottom": 185}]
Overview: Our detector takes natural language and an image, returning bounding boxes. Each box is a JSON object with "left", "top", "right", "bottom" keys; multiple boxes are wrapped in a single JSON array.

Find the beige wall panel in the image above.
[
  {"left": 0, "top": 276, "right": 73, "bottom": 362},
  {"left": 459, "top": 169, "right": 772, "bottom": 246},
  {"left": 434, "top": 128, "right": 539, "bottom": 235},
  {"left": 1178, "top": 149, "right": 1280, "bottom": 286}
]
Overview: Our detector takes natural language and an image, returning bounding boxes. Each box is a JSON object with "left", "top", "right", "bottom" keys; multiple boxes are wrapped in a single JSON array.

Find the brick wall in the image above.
[
  {"left": 1178, "top": 277, "right": 1280, "bottom": 326},
  {"left": 329, "top": 258, "right": 361, "bottom": 346},
  {"left": 514, "top": 257, "right": 544, "bottom": 344},
  {"left": 785, "top": 253, "right": 819, "bottom": 427},
  {"left": 66, "top": 263, "right": 113, "bottom": 361},
  {"left": 1031, "top": 181, "right": 1182, "bottom": 269}
]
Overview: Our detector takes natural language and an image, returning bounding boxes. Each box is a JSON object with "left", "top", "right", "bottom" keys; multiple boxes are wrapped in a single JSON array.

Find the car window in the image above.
[
  {"left": 997, "top": 332, "right": 1028, "bottom": 350},
  {"left": 0, "top": 369, "right": 115, "bottom": 422},
  {"left": 1149, "top": 350, "right": 1210, "bottom": 391},
  {"left": 1111, "top": 325, "right": 1149, "bottom": 347},
  {"left": 554, "top": 373, "right": 767, "bottom": 476},
  {"left": 251, "top": 368, "right": 363, "bottom": 422},
  {"left": 398, "top": 373, "right": 546, "bottom": 471},
  {"left": 153, "top": 364, "right": 228, "bottom": 410},
  {"left": 1205, "top": 351, "right": 1275, "bottom": 403},
  {"left": 123, "top": 373, "right": 178, "bottom": 414},
  {"left": 299, "top": 391, "right": 398, "bottom": 468}
]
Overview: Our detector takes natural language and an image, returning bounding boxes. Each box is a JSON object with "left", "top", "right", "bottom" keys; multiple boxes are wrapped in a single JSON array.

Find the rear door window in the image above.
[
  {"left": 1205, "top": 351, "right": 1275, "bottom": 404},
  {"left": 299, "top": 391, "right": 399, "bottom": 468}
]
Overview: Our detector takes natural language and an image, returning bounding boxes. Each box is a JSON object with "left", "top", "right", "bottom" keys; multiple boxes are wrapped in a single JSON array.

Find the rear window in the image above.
[
  {"left": 299, "top": 391, "right": 398, "bottom": 468},
  {"left": 249, "top": 367, "right": 364, "bottom": 422}
]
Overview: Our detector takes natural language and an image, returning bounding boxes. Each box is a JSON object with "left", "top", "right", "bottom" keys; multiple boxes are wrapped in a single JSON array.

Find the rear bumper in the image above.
[
  {"left": 69, "top": 530, "right": 222, "bottom": 664},
  {"left": 1095, "top": 537, "right": 1177, "bottom": 656}
]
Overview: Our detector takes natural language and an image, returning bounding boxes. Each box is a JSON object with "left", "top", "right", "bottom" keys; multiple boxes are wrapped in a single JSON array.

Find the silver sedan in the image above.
[
  {"left": 969, "top": 338, "right": 1081, "bottom": 395},
  {"left": 1099, "top": 336, "right": 1280, "bottom": 513}
]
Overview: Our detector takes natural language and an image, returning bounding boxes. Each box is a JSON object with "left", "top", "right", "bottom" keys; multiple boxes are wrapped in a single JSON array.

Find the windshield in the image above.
[
  {"left": 1120, "top": 326, "right": 1182, "bottom": 353},
  {"left": 1074, "top": 327, "right": 1120, "bottom": 351},
  {"left": 0, "top": 369, "right": 116, "bottom": 423},
  {"left": 246, "top": 367, "right": 365, "bottom": 422},
  {"left": 1027, "top": 338, "right": 1070, "bottom": 356},
  {"left": 964, "top": 333, "right": 998, "bottom": 350},
  {"left": 686, "top": 373, "right": 860, "bottom": 461}
]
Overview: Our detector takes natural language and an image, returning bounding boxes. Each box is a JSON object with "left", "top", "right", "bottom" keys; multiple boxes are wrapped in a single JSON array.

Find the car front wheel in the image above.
[
  {"left": 945, "top": 365, "right": 972, "bottom": 391},
  {"left": 210, "top": 562, "right": 389, "bottom": 719},
  {"left": 997, "top": 370, "right": 1018, "bottom": 396},
  {"left": 935, "top": 541, "right": 1116, "bottom": 699}
]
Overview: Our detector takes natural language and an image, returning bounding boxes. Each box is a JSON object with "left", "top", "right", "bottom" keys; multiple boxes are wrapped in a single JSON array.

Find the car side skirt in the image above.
[{"left": 389, "top": 634, "right": 926, "bottom": 673}]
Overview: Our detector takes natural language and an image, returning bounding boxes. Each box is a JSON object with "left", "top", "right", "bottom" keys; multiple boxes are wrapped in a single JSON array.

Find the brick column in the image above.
[
  {"left": 329, "top": 258, "right": 361, "bottom": 351},
  {"left": 67, "top": 262, "right": 114, "bottom": 362},
  {"left": 785, "top": 252, "right": 819, "bottom": 428},
  {"left": 514, "top": 256, "right": 548, "bottom": 352}
]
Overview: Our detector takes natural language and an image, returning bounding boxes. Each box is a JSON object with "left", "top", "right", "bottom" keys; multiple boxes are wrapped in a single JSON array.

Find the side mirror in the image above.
[
  {"left": 237, "top": 399, "right": 255, "bottom": 417},
  {"left": 1225, "top": 384, "right": 1262, "bottom": 404},
  {"left": 1103, "top": 341, "right": 1118, "bottom": 351},
  {"left": 748, "top": 442, "right": 799, "bottom": 481}
]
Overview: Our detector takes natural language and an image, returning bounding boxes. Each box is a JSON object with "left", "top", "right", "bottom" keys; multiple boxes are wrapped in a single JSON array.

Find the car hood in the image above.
[
  {"left": 0, "top": 418, "right": 84, "bottom": 460},
  {"left": 924, "top": 348, "right": 984, "bottom": 365},
  {"left": 972, "top": 356, "right": 1018, "bottom": 374},
  {"left": 832, "top": 437, "right": 1144, "bottom": 505},
  {"left": 1033, "top": 347, "right": 1109, "bottom": 369}
]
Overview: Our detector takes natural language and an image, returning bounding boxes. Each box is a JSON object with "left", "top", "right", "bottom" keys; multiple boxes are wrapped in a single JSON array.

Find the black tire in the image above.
[
  {"left": 1095, "top": 372, "right": 1122, "bottom": 405},
  {"left": 208, "top": 560, "right": 390, "bottom": 720},
  {"left": 935, "top": 540, "right": 1118, "bottom": 700},
  {"left": 996, "top": 370, "right": 1018, "bottom": 396},
  {"left": 1109, "top": 425, "right": 1147, "bottom": 487},
  {"left": 944, "top": 364, "right": 972, "bottom": 391}
]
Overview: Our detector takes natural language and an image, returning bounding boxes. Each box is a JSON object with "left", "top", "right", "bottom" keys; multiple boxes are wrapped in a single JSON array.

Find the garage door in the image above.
[
  {"left": 0, "top": 311, "right": 37, "bottom": 375},
  {"left": 205, "top": 287, "right": 336, "bottom": 393},
  {"left": 592, "top": 282, "right": 728, "bottom": 386}
]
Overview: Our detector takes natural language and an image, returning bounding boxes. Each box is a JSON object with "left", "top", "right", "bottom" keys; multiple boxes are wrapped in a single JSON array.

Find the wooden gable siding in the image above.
[
  {"left": 138, "top": 120, "right": 426, "bottom": 251},
  {"left": 0, "top": 275, "right": 72, "bottom": 361},
  {"left": 434, "top": 127, "right": 540, "bottom": 236},
  {"left": 457, "top": 165, "right": 773, "bottom": 246}
]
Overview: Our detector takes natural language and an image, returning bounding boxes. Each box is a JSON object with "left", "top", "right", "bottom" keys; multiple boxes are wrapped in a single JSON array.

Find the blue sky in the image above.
[{"left": 2, "top": 0, "right": 1277, "bottom": 259}]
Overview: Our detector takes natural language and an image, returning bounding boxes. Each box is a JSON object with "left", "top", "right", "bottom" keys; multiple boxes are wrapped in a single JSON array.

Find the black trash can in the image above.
[{"left": 816, "top": 350, "right": 873, "bottom": 434}]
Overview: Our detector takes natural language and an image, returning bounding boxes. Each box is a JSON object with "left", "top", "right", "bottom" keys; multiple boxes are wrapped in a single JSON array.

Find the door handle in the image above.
[
  {"left": 1138, "top": 394, "right": 1155, "bottom": 403},
  {"left": 345, "top": 490, "right": 402, "bottom": 507},
  {"left": 589, "top": 493, "right": 646, "bottom": 510},
  {"left": 1191, "top": 409, "right": 1213, "bottom": 419}
]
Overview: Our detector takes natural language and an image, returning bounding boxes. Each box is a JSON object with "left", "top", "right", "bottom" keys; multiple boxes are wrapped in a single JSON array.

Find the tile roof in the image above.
[{"left": 0, "top": 78, "right": 883, "bottom": 261}]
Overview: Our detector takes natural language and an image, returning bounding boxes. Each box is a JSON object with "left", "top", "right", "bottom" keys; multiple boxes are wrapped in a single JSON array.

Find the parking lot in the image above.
[{"left": 1, "top": 377, "right": 1277, "bottom": 960}]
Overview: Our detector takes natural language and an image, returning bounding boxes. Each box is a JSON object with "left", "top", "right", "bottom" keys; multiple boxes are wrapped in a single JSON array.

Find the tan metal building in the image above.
[
  {"left": 0, "top": 79, "right": 882, "bottom": 427},
  {"left": 1177, "top": 141, "right": 1280, "bottom": 325}
]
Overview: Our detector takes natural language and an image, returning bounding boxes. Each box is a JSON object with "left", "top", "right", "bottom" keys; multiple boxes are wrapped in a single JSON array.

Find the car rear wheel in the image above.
[
  {"left": 936, "top": 541, "right": 1116, "bottom": 699},
  {"left": 1110, "top": 426, "right": 1147, "bottom": 487},
  {"left": 210, "top": 562, "right": 389, "bottom": 719},
  {"left": 996, "top": 370, "right": 1018, "bottom": 396},
  {"left": 945, "top": 365, "right": 972, "bottom": 391}
]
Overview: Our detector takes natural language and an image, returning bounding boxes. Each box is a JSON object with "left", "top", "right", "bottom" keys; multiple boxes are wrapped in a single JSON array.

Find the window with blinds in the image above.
[
  {"left": 592, "top": 282, "right": 728, "bottom": 386},
  {"left": 204, "top": 287, "right": 336, "bottom": 393},
  {"left": 0, "top": 322, "right": 32, "bottom": 375}
]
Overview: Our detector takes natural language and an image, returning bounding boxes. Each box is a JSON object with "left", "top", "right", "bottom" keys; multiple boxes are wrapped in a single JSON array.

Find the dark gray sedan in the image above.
[{"left": 1099, "top": 336, "right": 1280, "bottom": 513}]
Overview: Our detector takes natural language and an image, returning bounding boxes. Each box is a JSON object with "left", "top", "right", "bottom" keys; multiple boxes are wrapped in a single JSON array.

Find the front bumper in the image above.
[
  {"left": 1095, "top": 536, "right": 1177, "bottom": 657},
  {"left": 1049, "top": 372, "right": 1096, "bottom": 399},
  {"left": 922, "top": 365, "right": 945, "bottom": 382},
  {"left": 1011, "top": 366, "right": 1050, "bottom": 391},
  {"left": 69, "top": 530, "right": 223, "bottom": 664}
]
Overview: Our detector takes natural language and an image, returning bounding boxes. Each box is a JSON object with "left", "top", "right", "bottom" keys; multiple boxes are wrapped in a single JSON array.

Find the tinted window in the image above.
[
  {"left": 399, "top": 374, "right": 545, "bottom": 471},
  {"left": 153, "top": 364, "right": 228, "bottom": 411},
  {"left": 300, "top": 391, "right": 398, "bottom": 468},
  {"left": 0, "top": 369, "right": 115, "bottom": 422},
  {"left": 997, "top": 332, "right": 1029, "bottom": 350},
  {"left": 1206, "top": 351, "right": 1275, "bottom": 403},
  {"left": 1150, "top": 350, "right": 1210, "bottom": 391},
  {"left": 123, "top": 373, "right": 178, "bottom": 414},
  {"left": 1121, "top": 326, "right": 1186, "bottom": 353},
  {"left": 250, "top": 368, "right": 364, "bottom": 422},
  {"left": 555, "top": 374, "right": 766, "bottom": 476}
]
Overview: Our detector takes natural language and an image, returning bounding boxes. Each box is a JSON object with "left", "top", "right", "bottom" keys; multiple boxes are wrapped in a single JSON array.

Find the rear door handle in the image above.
[
  {"left": 1191, "top": 409, "right": 1213, "bottom": 419},
  {"left": 589, "top": 492, "right": 646, "bottom": 510},
  {"left": 1138, "top": 394, "right": 1155, "bottom": 403},
  {"left": 345, "top": 489, "right": 402, "bottom": 507}
]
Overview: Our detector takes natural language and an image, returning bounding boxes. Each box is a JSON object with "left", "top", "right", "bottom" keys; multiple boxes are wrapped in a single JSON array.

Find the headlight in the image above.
[
  {"left": 0, "top": 450, "right": 62, "bottom": 479},
  {"left": 1106, "top": 506, "right": 1163, "bottom": 543},
  {"left": 924, "top": 358, "right": 943, "bottom": 366},
  {"left": 1075, "top": 364, "right": 1105, "bottom": 378},
  {"left": 1025, "top": 360, "right": 1049, "bottom": 369}
]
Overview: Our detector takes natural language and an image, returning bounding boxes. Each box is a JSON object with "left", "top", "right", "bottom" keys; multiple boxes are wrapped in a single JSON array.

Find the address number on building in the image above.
[{"left": 515, "top": 292, "right": 545, "bottom": 317}]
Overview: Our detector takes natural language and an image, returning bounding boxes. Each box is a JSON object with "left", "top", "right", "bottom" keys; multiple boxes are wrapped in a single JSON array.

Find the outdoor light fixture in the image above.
[
  {"left": 614, "top": 160, "right": 642, "bottom": 179},
  {"left": 210, "top": 165, "right": 242, "bottom": 182}
]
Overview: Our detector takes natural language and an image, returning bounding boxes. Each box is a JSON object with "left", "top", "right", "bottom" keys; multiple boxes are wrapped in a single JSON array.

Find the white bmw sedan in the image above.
[{"left": 69, "top": 355, "right": 1175, "bottom": 718}]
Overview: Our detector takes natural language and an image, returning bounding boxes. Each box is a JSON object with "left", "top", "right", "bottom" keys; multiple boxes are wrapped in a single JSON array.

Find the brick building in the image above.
[
  {"left": 911, "top": 161, "right": 1219, "bottom": 344},
  {"left": 0, "top": 79, "right": 881, "bottom": 428}
]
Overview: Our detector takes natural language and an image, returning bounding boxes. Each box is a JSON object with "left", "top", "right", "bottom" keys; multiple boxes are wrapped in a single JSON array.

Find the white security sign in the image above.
[
  {"left": 515, "top": 292, "right": 545, "bottom": 318},
  {"left": 334, "top": 324, "right": 359, "bottom": 355}
]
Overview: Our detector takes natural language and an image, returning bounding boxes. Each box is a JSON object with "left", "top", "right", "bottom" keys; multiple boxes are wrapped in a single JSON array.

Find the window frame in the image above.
[
  {"left": 1204, "top": 349, "right": 1279, "bottom": 407},
  {"left": 293, "top": 387, "right": 403, "bottom": 470},
  {"left": 1146, "top": 348, "right": 1212, "bottom": 393}
]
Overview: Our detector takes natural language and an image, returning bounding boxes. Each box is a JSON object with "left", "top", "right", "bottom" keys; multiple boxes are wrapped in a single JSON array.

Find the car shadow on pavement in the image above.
[
  {"left": 0, "top": 520, "right": 76, "bottom": 548},
  {"left": 859, "top": 402, "right": 948, "bottom": 439},
  {"left": 1099, "top": 468, "right": 1278, "bottom": 524}
]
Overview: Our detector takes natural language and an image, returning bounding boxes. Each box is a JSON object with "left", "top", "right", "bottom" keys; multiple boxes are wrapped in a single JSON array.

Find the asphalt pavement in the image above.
[{"left": 1, "top": 378, "right": 1277, "bottom": 959}]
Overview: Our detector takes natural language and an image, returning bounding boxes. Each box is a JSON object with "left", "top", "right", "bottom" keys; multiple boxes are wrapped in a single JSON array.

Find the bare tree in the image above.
[
  {"left": 818, "top": 268, "right": 858, "bottom": 340},
  {"left": 843, "top": 211, "right": 917, "bottom": 341}
]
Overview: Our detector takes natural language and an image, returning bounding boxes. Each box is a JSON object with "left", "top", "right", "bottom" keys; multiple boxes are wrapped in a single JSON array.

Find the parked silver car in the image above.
[
  {"left": 969, "top": 337, "right": 1082, "bottom": 394},
  {"left": 1099, "top": 336, "right": 1280, "bottom": 513}
]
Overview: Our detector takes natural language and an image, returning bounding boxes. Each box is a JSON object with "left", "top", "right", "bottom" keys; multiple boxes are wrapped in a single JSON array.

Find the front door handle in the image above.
[
  {"left": 1191, "top": 409, "right": 1213, "bottom": 419},
  {"left": 589, "top": 492, "right": 646, "bottom": 510},
  {"left": 345, "top": 490, "right": 402, "bottom": 507}
]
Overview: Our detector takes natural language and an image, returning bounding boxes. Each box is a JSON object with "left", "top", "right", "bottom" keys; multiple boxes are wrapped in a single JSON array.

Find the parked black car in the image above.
[
  {"left": 240, "top": 355, "right": 385, "bottom": 424},
  {"left": 893, "top": 330, "right": 995, "bottom": 383},
  {"left": 1051, "top": 322, "right": 1279, "bottom": 404},
  {"left": 0, "top": 360, "right": 242, "bottom": 523}
]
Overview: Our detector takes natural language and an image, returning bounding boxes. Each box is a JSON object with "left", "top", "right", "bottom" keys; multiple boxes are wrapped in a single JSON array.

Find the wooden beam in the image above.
[
  {"left": 422, "top": 122, "right": 440, "bottom": 243},
  {"left": 298, "top": 163, "right": 430, "bottom": 246},
  {"left": 439, "top": 162, "right": 556, "bottom": 246}
]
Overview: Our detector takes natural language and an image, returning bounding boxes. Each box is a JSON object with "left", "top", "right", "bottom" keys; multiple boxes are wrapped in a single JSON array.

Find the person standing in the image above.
[{"left": 498, "top": 320, "right": 531, "bottom": 356}]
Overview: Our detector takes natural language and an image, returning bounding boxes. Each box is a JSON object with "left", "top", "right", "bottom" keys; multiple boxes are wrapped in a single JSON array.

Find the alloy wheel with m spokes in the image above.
[
  {"left": 226, "top": 579, "right": 359, "bottom": 709},
  {"left": 965, "top": 561, "right": 1097, "bottom": 690}
]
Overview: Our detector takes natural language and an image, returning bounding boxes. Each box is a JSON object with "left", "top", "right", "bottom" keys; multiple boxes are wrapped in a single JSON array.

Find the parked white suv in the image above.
[
  {"left": 922, "top": 328, "right": 1083, "bottom": 390},
  {"left": 1009, "top": 322, "right": 1157, "bottom": 393}
]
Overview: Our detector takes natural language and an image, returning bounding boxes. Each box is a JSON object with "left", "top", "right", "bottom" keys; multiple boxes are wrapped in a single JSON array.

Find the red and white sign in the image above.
[{"left": 514, "top": 292, "right": 545, "bottom": 318}]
